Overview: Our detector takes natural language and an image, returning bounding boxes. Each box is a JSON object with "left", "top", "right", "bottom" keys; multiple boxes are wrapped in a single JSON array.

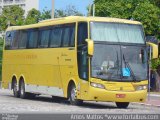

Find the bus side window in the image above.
[
  {"left": 62, "top": 23, "right": 75, "bottom": 47},
  {"left": 11, "top": 31, "right": 19, "bottom": 50},
  {"left": 19, "top": 30, "right": 28, "bottom": 49},
  {"left": 5, "top": 31, "right": 12, "bottom": 50},
  {"left": 27, "top": 29, "right": 38, "bottom": 49},
  {"left": 62, "top": 26, "right": 70, "bottom": 47},
  {"left": 70, "top": 24, "right": 75, "bottom": 47},
  {"left": 39, "top": 29, "right": 50, "bottom": 48},
  {"left": 50, "top": 27, "right": 63, "bottom": 48}
]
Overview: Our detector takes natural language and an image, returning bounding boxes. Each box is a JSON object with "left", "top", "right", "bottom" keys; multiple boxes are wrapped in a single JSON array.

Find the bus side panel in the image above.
[{"left": 59, "top": 48, "right": 78, "bottom": 98}]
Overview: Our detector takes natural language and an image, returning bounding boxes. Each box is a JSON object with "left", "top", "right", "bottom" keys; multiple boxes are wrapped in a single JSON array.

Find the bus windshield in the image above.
[
  {"left": 90, "top": 22, "right": 148, "bottom": 81},
  {"left": 90, "top": 22, "right": 145, "bottom": 44}
]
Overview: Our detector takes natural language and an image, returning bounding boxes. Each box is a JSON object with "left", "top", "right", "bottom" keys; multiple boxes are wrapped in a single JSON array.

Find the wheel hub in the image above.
[{"left": 71, "top": 88, "right": 76, "bottom": 101}]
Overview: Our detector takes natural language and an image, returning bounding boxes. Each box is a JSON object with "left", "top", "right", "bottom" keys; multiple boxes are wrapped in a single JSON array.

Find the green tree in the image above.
[
  {"left": 149, "top": 0, "right": 160, "bottom": 8},
  {"left": 0, "top": 5, "right": 25, "bottom": 31},
  {"left": 40, "top": 8, "right": 51, "bottom": 20},
  {"left": 55, "top": 5, "right": 83, "bottom": 18},
  {"left": 94, "top": 0, "right": 160, "bottom": 39},
  {"left": 132, "top": 2, "right": 160, "bottom": 37},
  {"left": 25, "top": 8, "right": 41, "bottom": 25},
  {"left": 55, "top": 9, "right": 66, "bottom": 18}
]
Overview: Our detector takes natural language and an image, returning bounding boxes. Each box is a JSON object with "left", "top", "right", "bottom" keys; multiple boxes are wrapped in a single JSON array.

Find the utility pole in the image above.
[
  {"left": 93, "top": 4, "right": 95, "bottom": 17},
  {"left": 89, "top": 4, "right": 95, "bottom": 17},
  {"left": 52, "top": 0, "right": 54, "bottom": 18}
]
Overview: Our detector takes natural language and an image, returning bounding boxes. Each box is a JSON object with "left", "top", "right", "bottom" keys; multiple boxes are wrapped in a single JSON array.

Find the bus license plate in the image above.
[{"left": 116, "top": 94, "right": 126, "bottom": 98}]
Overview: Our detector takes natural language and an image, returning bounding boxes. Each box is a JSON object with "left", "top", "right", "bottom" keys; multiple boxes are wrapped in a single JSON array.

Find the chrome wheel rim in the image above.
[
  {"left": 13, "top": 82, "right": 17, "bottom": 93},
  {"left": 71, "top": 87, "right": 76, "bottom": 101},
  {"left": 20, "top": 83, "right": 24, "bottom": 96}
]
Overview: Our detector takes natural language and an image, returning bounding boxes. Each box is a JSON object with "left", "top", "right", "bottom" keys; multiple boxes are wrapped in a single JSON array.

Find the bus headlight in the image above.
[
  {"left": 90, "top": 82, "right": 105, "bottom": 89},
  {"left": 136, "top": 85, "right": 147, "bottom": 91}
]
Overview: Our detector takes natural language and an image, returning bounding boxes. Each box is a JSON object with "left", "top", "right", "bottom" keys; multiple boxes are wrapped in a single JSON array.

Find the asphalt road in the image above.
[{"left": 0, "top": 89, "right": 159, "bottom": 114}]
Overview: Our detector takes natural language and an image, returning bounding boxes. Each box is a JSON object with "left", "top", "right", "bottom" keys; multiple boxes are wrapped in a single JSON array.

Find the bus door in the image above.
[{"left": 77, "top": 22, "right": 89, "bottom": 99}]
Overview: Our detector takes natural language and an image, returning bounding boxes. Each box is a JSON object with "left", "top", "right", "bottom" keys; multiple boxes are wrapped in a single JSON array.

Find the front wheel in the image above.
[
  {"left": 69, "top": 84, "right": 83, "bottom": 105},
  {"left": 116, "top": 102, "right": 129, "bottom": 108}
]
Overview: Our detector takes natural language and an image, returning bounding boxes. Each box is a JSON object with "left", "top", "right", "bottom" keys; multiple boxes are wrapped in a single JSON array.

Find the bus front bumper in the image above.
[{"left": 86, "top": 86, "right": 147, "bottom": 103}]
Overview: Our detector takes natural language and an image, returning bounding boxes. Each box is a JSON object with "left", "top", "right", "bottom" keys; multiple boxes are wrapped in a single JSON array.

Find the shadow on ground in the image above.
[{"left": 3, "top": 94, "right": 134, "bottom": 110}]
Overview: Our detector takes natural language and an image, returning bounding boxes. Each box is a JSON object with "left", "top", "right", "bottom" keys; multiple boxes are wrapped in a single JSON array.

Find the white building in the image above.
[{"left": 0, "top": 0, "right": 39, "bottom": 16}]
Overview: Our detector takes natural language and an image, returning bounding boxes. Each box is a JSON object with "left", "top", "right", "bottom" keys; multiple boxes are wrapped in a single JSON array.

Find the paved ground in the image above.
[{"left": 0, "top": 89, "right": 159, "bottom": 114}]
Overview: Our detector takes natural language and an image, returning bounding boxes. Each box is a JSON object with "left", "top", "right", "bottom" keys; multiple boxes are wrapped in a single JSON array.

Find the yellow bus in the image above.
[{"left": 2, "top": 16, "right": 158, "bottom": 108}]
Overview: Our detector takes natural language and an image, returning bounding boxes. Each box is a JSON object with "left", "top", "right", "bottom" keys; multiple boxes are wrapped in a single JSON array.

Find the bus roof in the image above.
[{"left": 6, "top": 16, "right": 142, "bottom": 31}]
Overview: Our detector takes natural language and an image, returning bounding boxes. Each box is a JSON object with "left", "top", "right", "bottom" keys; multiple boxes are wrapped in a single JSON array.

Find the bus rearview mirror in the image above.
[
  {"left": 147, "top": 42, "right": 158, "bottom": 59},
  {"left": 85, "top": 39, "right": 94, "bottom": 56}
]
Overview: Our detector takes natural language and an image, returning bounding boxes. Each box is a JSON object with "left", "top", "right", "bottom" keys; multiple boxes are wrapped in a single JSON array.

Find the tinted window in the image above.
[
  {"left": 19, "top": 30, "right": 27, "bottom": 49},
  {"left": 39, "top": 29, "right": 50, "bottom": 48},
  {"left": 62, "top": 27, "right": 70, "bottom": 47},
  {"left": 12, "top": 31, "right": 19, "bottom": 49},
  {"left": 62, "top": 24, "right": 75, "bottom": 47},
  {"left": 77, "top": 22, "right": 88, "bottom": 80},
  {"left": 77, "top": 22, "right": 88, "bottom": 45},
  {"left": 5, "top": 31, "right": 12, "bottom": 50},
  {"left": 50, "top": 27, "right": 63, "bottom": 47},
  {"left": 28, "top": 29, "right": 38, "bottom": 48},
  {"left": 70, "top": 26, "right": 75, "bottom": 47}
]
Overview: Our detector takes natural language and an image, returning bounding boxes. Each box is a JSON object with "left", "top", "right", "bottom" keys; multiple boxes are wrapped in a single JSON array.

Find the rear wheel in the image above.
[
  {"left": 116, "top": 102, "right": 129, "bottom": 108},
  {"left": 19, "top": 80, "right": 36, "bottom": 99},
  {"left": 69, "top": 84, "right": 83, "bottom": 105},
  {"left": 19, "top": 80, "right": 27, "bottom": 99},
  {"left": 13, "top": 80, "right": 19, "bottom": 97}
]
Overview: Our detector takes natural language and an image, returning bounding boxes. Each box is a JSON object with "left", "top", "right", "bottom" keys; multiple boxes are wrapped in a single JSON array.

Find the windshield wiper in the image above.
[{"left": 122, "top": 54, "right": 137, "bottom": 82}]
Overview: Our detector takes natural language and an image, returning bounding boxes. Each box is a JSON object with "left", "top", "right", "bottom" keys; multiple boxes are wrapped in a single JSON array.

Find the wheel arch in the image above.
[
  {"left": 18, "top": 75, "right": 26, "bottom": 86},
  {"left": 67, "top": 79, "right": 77, "bottom": 98}
]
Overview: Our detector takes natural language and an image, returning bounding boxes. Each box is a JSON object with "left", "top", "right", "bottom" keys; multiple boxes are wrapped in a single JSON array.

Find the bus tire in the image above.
[
  {"left": 69, "top": 84, "right": 83, "bottom": 105},
  {"left": 12, "top": 79, "right": 19, "bottom": 98},
  {"left": 116, "top": 102, "right": 129, "bottom": 108},
  {"left": 19, "top": 80, "right": 27, "bottom": 99},
  {"left": 19, "top": 80, "right": 36, "bottom": 99}
]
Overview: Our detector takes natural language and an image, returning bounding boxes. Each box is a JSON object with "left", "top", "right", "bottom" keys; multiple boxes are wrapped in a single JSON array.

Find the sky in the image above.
[{"left": 39, "top": 0, "right": 94, "bottom": 15}]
